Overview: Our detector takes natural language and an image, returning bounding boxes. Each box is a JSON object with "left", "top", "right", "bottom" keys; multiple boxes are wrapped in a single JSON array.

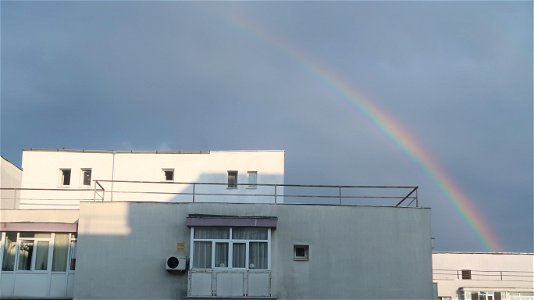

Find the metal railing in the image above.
[
  {"left": 1, "top": 181, "right": 419, "bottom": 207},
  {"left": 433, "top": 269, "right": 534, "bottom": 283}
]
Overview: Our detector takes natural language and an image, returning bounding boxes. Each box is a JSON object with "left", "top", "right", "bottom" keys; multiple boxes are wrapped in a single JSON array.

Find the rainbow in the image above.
[{"left": 231, "top": 15, "right": 503, "bottom": 251}]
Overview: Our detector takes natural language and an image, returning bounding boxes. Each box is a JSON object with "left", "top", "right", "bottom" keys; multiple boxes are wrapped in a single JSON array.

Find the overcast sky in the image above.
[{"left": 1, "top": 1, "right": 532, "bottom": 252}]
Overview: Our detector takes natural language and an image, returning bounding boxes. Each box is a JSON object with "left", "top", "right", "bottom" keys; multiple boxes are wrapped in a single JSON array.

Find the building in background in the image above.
[
  {"left": 0, "top": 156, "right": 22, "bottom": 209},
  {"left": 433, "top": 252, "right": 534, "bottom": 300},
  {"left": 2, "top": 148, "right": 433, "bottom": 299}
]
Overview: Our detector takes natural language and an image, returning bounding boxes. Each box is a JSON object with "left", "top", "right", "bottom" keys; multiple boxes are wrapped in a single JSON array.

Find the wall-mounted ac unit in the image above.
[{"left": 166, "top": 255, "right": 187, "bottom": 272}]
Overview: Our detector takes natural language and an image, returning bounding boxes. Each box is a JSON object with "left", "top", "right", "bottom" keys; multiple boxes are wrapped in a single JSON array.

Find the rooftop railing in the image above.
[{"left": 3, "top": 180, "right": 419, "bottom": 207}]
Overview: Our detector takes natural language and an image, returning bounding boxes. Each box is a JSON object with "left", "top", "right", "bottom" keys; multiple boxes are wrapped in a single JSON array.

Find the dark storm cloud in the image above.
[{"left": 1, "top": 1, "right": 532, "bottom": 252}]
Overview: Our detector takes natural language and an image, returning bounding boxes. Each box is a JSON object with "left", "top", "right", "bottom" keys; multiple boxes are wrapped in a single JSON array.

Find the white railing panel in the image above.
[
  {"left": 248, "top": 271, "right": 271, "bottom": 297},
  {"left": 189, "top": 271, "right": 213, "bottom": 296},
  {"left": 216, "top": 271, "right": 245, "bottom": 297}
]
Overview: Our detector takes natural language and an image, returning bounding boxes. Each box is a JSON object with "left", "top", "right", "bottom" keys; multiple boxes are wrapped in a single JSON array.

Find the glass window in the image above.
[
  {"left": 227, "top": 171, "right": 238, "bottom": 188},
  {"left": 193, "top": 241, "right": 212, "bottom": 268},
  {"left": 294, "top": 244, "right": 309, "bottom": 261},
  {"left": 69, "top": 238, "right": 77, "bottom": 271},
  {"left": 249, "top": 242, "right": 268, "bottom": 269},
  {"left": 34, "top": 241, "right": 49, "bottom": 270},
  {"left": 82, "top": 169, "right": 92, "bottom": 186},
  {"left": 2, "top": 232, "right": 17, "bottom": 271},
  {"left": 194, "top": 227, "right": 229, "bottom": 239},
  {"left": 18, "top": 240, "right": 34, "bottom": 270},
  {"left": 247, "top": 171, "right": 257, "bottom": 188},
  {"left": 52, "top": 233, "right": 69, "bottom": 271},
  {"left": 191, "top": 227, "right": 270, "bottom": 270},
  {"left": 215, "top": 243, "right": 228, "bottom": 268},
  {"left": 60, "top": 169, "right": 71, "bottom": 186},
  {"left": 163, "top": 169, "right": 174, "bottom": 181},
  {"left": 232, "top": 243, "right": 246, "bottom": 268},
  {"left": 233, "top": 228, "right": 268, "bottom": 240}
]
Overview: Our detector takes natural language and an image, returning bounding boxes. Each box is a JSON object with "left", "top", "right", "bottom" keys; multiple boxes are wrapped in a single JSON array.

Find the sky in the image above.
[{"left": 1, "top": 1, "right": 532, "bottom": 252}]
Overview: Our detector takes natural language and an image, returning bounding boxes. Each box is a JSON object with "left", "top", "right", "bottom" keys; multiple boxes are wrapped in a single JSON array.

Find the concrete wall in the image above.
[
  {"left": 19, "top": 150, "right": 285, "bottom": 209},
  {"left": 1, "top": 157, "right": 22, "bottom": 210},
  {"left": 74, "top": 202, "right": 433, "bottom": 300},
  {"left": 433, "top": 252, "right": 534, "bottom": 299}
]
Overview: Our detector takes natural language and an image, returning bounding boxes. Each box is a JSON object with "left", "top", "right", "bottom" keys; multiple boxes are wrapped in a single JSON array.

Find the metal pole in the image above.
[
  {"left": 192, "top": 183, "right": 195, "bottom": 203},
  {"left": 274, "top": 185, "right": 277, "bottom": 204},
  {"left": 338, "top": 186, "right": 342, "bottom": 205}
]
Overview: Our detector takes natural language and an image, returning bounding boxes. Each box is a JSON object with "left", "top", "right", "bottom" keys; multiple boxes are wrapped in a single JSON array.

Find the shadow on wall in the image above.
[{"left": 74, "top": 202, "right": 192, "bottom": 299}]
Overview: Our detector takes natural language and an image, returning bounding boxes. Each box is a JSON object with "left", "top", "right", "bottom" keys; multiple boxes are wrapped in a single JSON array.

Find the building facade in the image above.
[
  {"left": 1, "top": 149, "right": 434, "bottom": 300},
  {"left": 1, "top": 156, "right": 22, "bottom": 209},
  {"left": 433, "top": 252, "right": 534, "bottom": 300}
]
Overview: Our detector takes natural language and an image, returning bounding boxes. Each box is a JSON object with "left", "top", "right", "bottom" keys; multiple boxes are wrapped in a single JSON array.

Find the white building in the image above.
[
  {"left": 433, "top": 252, "right": 534, "bottom": 300},
  {"left": 1, "top": 156, "right": 22, "bottom": 209},
  {"left": 1, "top": 149, "right": 434, "bottom": 300},
  {"left": 19, "top": 149, "right": 285, "bottom": 209}
]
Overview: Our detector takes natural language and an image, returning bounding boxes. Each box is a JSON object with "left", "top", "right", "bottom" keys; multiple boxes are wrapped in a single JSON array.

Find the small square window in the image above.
[
  {"left": 60, "top": 169, "right": 71, "bottom": 186},
  {"left": 294, "top": 245, "right": 309, "bottom": 261},
  {"left": 461, "top": 269, "right": 471, "bottom": 280},
  {"left": 81, "top": 169, "right": 92, "bottom": 186},
  {"left": 228, "top": 171, "right": 238, "bottom": 188},
  {"left": 247, "top": 171, "right": 257, "bottom": 188},
  {"left": 163, "top": 169, "right": 174, "bottom": 181}
]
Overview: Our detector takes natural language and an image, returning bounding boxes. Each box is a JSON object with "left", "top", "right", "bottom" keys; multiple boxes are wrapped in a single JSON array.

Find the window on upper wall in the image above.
[
  {"left": 81, "top": 168, "right": 92, "bottom": 186},
  {"left": 462, "top": 269, "right": 472, "bottom": 279},
  {"left": 163, "top": 169, "right": 174, "bottom": 181},
  {"left": 60, "top": 169, "right": 71, "bottom": 186},
  {"left": 227, "top": 171, "right": 238, "bottom": 188},
  {"left": 191, "top": 227, "right": 270, "bottom": 270},
  {"left": 247, "top": 171, "right": 257, "bottom": 188}
]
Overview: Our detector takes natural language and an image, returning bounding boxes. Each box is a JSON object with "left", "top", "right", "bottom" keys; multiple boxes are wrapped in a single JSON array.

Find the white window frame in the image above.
[
  {"left": 81, "top": 168, "right": 92, "bottom": 187},
  {"left": 0, "top": 232, "right": 77, "bottom": 274},
  {"left": 247, "top": 171, "right": 258, "bottom": 189},
  {"left": 190, "top": 227, "right": 271, "bottom": 270},
  {"left": 14, "top": 232, "right": 53, "bottom": 273}
]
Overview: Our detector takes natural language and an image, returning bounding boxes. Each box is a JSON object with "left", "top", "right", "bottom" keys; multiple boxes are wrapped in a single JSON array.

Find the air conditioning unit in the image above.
[{"left": 166, "top": 255, "right": 187, "bottom": 272}]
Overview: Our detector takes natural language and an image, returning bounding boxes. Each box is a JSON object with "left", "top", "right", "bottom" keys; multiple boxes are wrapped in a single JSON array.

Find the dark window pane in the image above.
[
  {"left": 62, "top": 169, "right": 71, "bottom": 185},
  {"left": 228, "top": 171, "right": 237, "bottom": 188},
  {"left": 18, "top": 240, "right": 34, "bottom": 270},
  {"left": 2, "top": 233, "right": 17, "bottom": 271},
  {"left": 164, "top": 170, "right": 174, "bottom": 181}
]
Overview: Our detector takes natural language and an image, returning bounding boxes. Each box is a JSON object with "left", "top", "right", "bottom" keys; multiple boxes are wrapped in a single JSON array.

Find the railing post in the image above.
[
  {"left": 338, "top": 186, "right": 342, "bottom": 205},
  {"left": 416, "top": 187, "right": 419, "bottom": 207},
  {"left": 192, "top": 183, "right": 196, "bottom": 203},
  {"left": 274, "top": 185, "right": 277, "bottom": 204}
]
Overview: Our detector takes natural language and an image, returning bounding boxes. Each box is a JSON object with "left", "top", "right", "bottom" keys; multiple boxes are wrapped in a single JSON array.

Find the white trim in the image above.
[{"left": 191, "top": 227, "right": 271, "bottom": 270}]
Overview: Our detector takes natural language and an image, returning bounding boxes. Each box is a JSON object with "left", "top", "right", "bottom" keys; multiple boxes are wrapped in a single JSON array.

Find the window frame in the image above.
[
  {"left": 190, "top": 227, "right": 271, "bottom": 270},
  {"left": 81, "top": 168, "right": 92, "bottom": 187},
  {"left": 293, "top": 244, "right": 309, "bottom": 261},
  {"left": 462, "top": 269, "right": 472, "bottom": 280},
  {"left": 227, "top": 171, "right": 238, "bottom": 189},
  {"left": 162, "top": 168, "right": 174, "bottom": 182},
  {"left": 59, "top": 168, "right": 72, "bottom": 187},
  {"left": 0, "top": 232, "right": 77, "bottom": 273},
  {"left": 247, "top": 171, "right": 258, "bottom": 189}
]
